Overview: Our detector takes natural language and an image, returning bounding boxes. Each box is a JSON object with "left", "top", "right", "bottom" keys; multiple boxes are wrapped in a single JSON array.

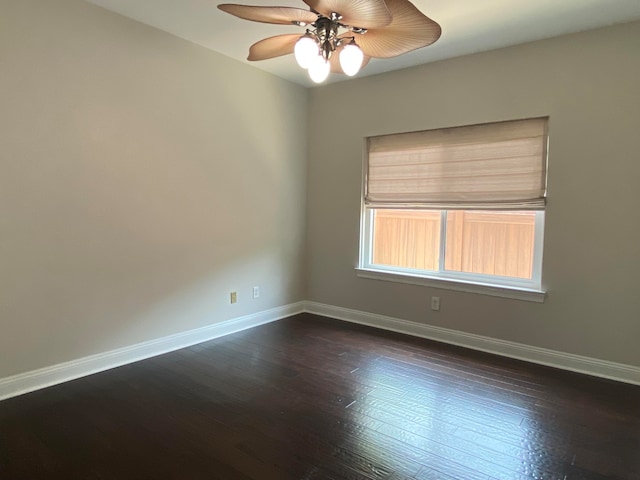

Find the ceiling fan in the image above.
[{"left": 218, "top": 0, "right": 441, "bottom": 83}]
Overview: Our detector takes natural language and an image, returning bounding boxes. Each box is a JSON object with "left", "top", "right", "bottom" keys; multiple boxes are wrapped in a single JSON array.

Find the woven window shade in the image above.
[{"left": 366, "top": 117, "right": 548, "bottom": 210}]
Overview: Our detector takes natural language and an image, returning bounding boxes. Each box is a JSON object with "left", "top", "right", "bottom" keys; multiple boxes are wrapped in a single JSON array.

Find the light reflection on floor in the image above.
[{"left": 344, "top": 354, "right": 563, "bottom": 479}]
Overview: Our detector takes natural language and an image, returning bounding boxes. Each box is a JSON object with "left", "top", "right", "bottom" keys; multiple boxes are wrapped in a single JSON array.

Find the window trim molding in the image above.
[
  {"left": 355, "top": 267, "right": 546, "bottom": 303},
  {"left": 358, "top": 207, "right": 546, "bottom": 302}
]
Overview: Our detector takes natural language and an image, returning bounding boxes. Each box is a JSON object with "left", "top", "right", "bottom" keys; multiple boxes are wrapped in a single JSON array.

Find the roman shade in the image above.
[{"left": 366, "top": 117, "right": 548, "bottom": 210}]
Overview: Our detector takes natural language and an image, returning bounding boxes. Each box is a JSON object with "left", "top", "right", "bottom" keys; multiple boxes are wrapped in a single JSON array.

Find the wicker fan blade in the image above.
[
  {"left": 302, "top": 0, "right": 391, "bottom": 29},
  {"left": 218, "top": 4, "right": 317, "bottom": 25},
  {"left": 354, "top": 0, "right": 441, "bottom": 58},
  {"left": 329, "top": 44, "right": 371, "bottom": 74},
  {"left": 248, "top": 34, "right": 301, "bottom": 61}
]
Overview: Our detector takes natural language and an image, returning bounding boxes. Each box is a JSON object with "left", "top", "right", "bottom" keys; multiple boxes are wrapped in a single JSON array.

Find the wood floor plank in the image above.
[{"left": 1, "top": 313, "right": 639, "bottom": 479}]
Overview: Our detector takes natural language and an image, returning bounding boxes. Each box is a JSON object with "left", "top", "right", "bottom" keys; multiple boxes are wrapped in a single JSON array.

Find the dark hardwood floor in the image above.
[{"left": 1, "top": 313, "right": 639, "bottom": 479}]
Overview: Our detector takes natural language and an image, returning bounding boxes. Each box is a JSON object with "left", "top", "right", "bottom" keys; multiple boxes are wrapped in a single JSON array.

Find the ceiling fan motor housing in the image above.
[{"left": 313, "top": 15, "right": 341, "bottom": 59}]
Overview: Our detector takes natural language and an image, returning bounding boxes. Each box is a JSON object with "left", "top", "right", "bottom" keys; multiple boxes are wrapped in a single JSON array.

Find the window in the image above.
[{"left": 358, "top": 118, "right": 548, "bottom": 301}]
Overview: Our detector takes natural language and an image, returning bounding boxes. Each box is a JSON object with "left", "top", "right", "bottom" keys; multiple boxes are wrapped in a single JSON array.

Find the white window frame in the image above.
[
  {"left": 357, "top": 205, "right": 546, "bottom": 303},
  {"left": 357, "top": 118, "right": 549, "bottom": 303}
]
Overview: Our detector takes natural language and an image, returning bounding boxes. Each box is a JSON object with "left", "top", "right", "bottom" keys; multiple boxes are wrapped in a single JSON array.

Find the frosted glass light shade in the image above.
[
  {"left": 294, "top": 35, "right": 318, "bottom": 69},
  {"left": 308, "top": 55, "right": 330, "bottom": 83},
  {"left": 339, "top": 43, "right": 364, "bottom": 76}
]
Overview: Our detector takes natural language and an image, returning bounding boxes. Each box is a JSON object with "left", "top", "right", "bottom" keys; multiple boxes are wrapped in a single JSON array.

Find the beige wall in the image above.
[
  {"left": 2, "top": 0, "right": 638, "bottom": 382},
  {"left": 0, "top": 0, "right": 308, "bottom": 378},
  {"left": 306, "top": 21, "right": 640, "bottom": 367}
]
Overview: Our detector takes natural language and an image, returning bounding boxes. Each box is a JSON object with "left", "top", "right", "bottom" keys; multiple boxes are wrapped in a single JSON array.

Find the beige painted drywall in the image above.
[
  {"left": 1, "top": 0, "right": 638, "bottom": 383},
  {"left": 0, "top": 0, "right": 307, "bottom": 378},
  {"left": 306, "top": 21, "right": 640, "bottom": 367}
]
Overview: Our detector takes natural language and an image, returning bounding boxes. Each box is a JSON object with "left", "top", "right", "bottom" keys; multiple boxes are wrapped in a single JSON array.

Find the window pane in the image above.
[
  {"left": 372, "top": 209, "right": 441, "bottom": 271},
  {"left": 444, "top": 210, "right": 536, "bottom": 279}
]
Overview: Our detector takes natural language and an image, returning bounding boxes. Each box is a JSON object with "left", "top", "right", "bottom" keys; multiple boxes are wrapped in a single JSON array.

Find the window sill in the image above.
[{"left": 355, "top": 268, "right": 546, "bottom": 303}]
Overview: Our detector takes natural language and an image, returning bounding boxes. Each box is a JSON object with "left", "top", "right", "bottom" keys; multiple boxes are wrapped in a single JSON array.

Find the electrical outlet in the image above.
[
  {"left": 252, "top": 286, "right": 260, "bottom": 299},
  {"left": 230, "top": 291, "right": 237, "bottom": 304},
  {"left": 431, "top": 296, "right": 440, "bottom": 311}
]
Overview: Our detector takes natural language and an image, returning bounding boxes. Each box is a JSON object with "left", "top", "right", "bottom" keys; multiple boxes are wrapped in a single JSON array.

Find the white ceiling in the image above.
[{"left": 85, "top": 0, "right": 640, "bottom": 87}]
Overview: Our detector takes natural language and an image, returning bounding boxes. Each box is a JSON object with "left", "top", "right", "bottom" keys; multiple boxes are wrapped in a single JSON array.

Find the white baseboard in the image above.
[
  {"left": 0, "top": 302, "right": 305, "bottom": 401},
  {"left": 3, "top": 300, "right": 638, "bottom": 402},
  {"left": 303, "top": 301, "right": 640, "bottom": 386}
]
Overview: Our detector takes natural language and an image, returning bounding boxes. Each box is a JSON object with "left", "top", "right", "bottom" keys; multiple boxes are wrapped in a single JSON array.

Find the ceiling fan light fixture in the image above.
[
  {"left": 308, "top": 55, "right": 330, "bottom": 83},
  {"left": 294, "top": 33, "right": 318, "bottom": 69},
  {"left": 339, "top": 40, "right": 364, "bottom": 76},
  {"left": 218, "top": 0, "right": 442, "bottom": 83}
]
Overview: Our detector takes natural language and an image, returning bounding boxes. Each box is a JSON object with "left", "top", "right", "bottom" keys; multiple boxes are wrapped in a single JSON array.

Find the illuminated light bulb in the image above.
[
  {"left": 308, "top": 55, "right": 330, "bottom": 83},
  {"left": 294, "top": 35, "right": 319, "bottom": 69},
  {"left": 339, "top": 42, "right": 364, "bottom": 76}
]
